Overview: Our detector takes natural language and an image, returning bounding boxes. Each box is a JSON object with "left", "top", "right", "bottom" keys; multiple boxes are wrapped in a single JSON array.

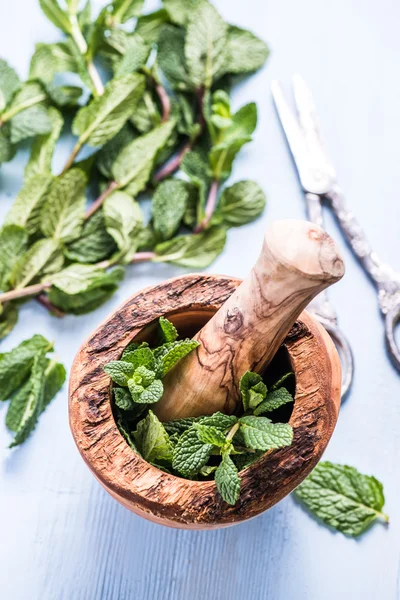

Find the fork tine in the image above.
[{"left": 271, "top": 80, "right": 309, "bottom": 174}]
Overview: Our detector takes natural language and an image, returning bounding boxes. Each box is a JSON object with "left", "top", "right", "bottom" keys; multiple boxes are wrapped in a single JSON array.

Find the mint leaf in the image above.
[
  {"left": 5, "top": 174, "right": 53, "bottom": 236},
  {"left": 294, "top": 462, "right": 389, "bottom": 537},
  {"left": 223, "top": 26, "right": 269, "bottom": 75},
  {"left": 253, "top": 388, "right": 294, "bottom": 416},
  {"left": 212, "top": 180, "right": 266, "bottom": 227},
  {"left": 152, "top": 179, "right": 190, "bottom": 241},
  {"left": 0, "top": 304, "right": 19, "bottom": 340},
  {"left": 163, "top": 0, "right": 200, "bottom": 25},
  {"left": 104, "top": 360, "right": 135, "bottom": 386},
  {"left": 111, "top": 120, "right": 175, "bottom": 193},
  {"left": 122, "top": 346, "right": 155, "bottom": 371},
  {"left": 107, "top": 31, "right": 150, "bottom": 76},
  {"left": 185, "top": 0, "right": 228, "bottom": 89},
  {"left": 10, "top": 238, "right": 64, "bottom": 289},
  {"left": 172, "top": 426, "right": 213, "bottom": 476},
  {"left": 48, "top": 266, "right": 124, "bottom": 314},
  {"left": 159, "top": 316, "right": 178, "bottom": 343},
  {"left": 135, "top": 9, "right": 169, "bottom": 43},
  {"left": 133, "top": 410, "right": 173, "bottom": 462},
  {"left": 24, "top": 108, "right": 63, "bottom": 180},
  {"left": 0, "top": 125, "right": 16, "bottom": 164},
  {"left": 163, "top": 416, "right": 202, "bottom": 436},
  {"left": 39, "top": 0, "right": 72, "bottom": 34},
  {"left": 72, "top": 74, "right": 145, "bottom": 148},
  {"left": 29, "top": 41, "right": 78, "bottom": 83},
  {"left": 233, "top": 451, "right": 264, "bottom": 471},
  {"left": 111, "top": 0, "right": 144, "bottom": 23},
  {"left": 116, "top": 409, "right": 139, "bottom": 453},
  {"left": 159, "top": 339, "right": 199, "bottom": 376},
  {"left": 114, "top": 388, "right": 135, "bottom": 411},
  {"left": 65, "top": 211, "right": 117, "bottom": 264},
  {"left": 103, "top": 191, "right": 143, "bottom": 262},
  {"left": 9, "top": 351, "right": 48, "bottom": 448},
  {"left": 40, "top": 168, "right": 86, "bottom": 243},
  {"left": 97, "top": 124, "right": 135, "bottom": 180},
  {"left": 157, "top": 25, "right": 191, "bottom": 91},
  {"left": 154, "top": 225, "right": 226, "bottom": 268},
  {"left": 42, "top": 359, "right": 66, "bottom": 412},
  {"left": 0, "top": 59, "right": 20, "bottom": 110},
  {"left": 0, "top": 225, "right": 28, "bottom": 291},
  {"left": 239, "top": 371, "right": 267, "bottom": 411},
  {"left": 239, "top": 416, "right": 293, "bottom": 451},
  {"left": 215, "top": 451, "right": 241, "bottom": 505},
  {"left": 194, "top": 423, "right": 226, "bottom": 447},
  {"left": 46, "top": 83, "right": 82, "bottom": 108},
  {"left": 6, "top": 380, "right": 31, "bottom": 432},
  {"left": 271, "top": 372, "right": 294, "bottom": 391},
  {"left": 128, "top": 378, "right": 163, "bottom": 404},
  {"left": 6, "top": 82, "right": 51, "bottom": 143},
  {"left": 198, "top": 412, "right": 237, "bottom": 430},
  {"left": 49, "top": 264, "right": 113, "bottom": 294}
]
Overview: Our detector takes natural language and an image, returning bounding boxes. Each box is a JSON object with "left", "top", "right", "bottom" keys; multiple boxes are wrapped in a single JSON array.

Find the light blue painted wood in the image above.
[{"left": 1, "top": 1, "right": 400, "bottom": 599}]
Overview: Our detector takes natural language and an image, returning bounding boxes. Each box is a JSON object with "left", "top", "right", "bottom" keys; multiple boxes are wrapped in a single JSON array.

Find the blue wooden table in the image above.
[{"left": 1, "top": 1, "right": 400, "bottom": 598}]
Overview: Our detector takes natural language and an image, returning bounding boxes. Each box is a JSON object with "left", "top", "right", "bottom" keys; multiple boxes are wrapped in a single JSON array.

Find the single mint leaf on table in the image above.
[
  {"left": 294, "top": 462, "right": 389, "bottom": 537},
  {"left": 154, "top": 225, "right": 226, "bottom": 268},
  {"left": 40, "top": 168, "right": 87, "bottom": 244},
  {"left": 223, "top": 25, "right": 269, "bottom": 76},
  {"left": 253, "top": 388, "right": 294, "bottom": 416},
  {"left": 0, "top": 225, "right": 28, "bottom": 291},
  {"left": 0, "top": 334, "right": 52, "bottom": 401},
  {"left": 5, "top": 380, "right": 31, "bottom": 432},
  {"left": 133, "top": 410, "right": 173, "bottom": 462},
  {"left": 9, "top": 351, "right": 48, "bottom": 448},
  {"left": 5, "top": 174, "right": 53, "bottom": 236},
  {"left": 172, "top": 426, "right": 213, "bottom": 476},
  {"left": 239, "top": 416, "right": 293, "bottom": 451},
  {"left": 42, "top": 358, "right": 66, "bottom": 412},
  {"left": 0, "top": 303, "right": 19, "bottom": 340},
  {"left": 72, "top": 73, "right": 145, "bottom": 148},
  {"left": 159, "top": 316, "right": 178, "bottom": 343},
  {"left": 185, "top": 0, "right": 229, "bottom": 89},
  {"left": 215, "top": 451, "right": 241, "bottom": 505},
  {"left": 152, "top": 179, "right": 190, "bottom": 241},
  {"left": 212, "top": 181, "right": 266, "bottom": 228}
]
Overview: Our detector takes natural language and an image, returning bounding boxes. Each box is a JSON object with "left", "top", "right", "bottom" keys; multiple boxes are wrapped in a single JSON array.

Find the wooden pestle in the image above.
[{"left": 154, "top": 220, "right": 344, "bottom": 422}]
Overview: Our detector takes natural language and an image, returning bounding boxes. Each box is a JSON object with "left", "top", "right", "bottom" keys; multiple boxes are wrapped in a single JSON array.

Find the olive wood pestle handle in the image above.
[{"left": 155, "top": 220, "right": 345, "bottom": 421}]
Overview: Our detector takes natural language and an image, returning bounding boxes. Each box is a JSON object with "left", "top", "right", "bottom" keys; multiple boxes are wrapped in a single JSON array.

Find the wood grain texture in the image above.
[
  {"left": 156, "top": 220, "right": 344, "bottom": 421},
  {"left": 69, "top": 274, "right": 341, "bottom": 529}
]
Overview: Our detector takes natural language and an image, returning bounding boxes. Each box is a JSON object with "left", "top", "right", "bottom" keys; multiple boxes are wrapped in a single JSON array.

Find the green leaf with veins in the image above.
[
  {"left": 157, "top": 25, "right": 191, "bottom": 91},
  {"left": 111, "top": 120, "right": 175, "bottom": 193},
  {"left": 48, "top": 264, "right": 112, "bottom": 294},
  {"left": 215, "top": 450, "right": 241, "bottom": 505},
  {"left": 233, "top": 451, "right": 264, "bottom": 472},
  {"left": 65, "top": 211, "right": 117, "bottom": 264},
  {"left": 72, "top": 74, "right": 145, "bottom": 148},
  {"left": 135, "top": 9, "right": 169, "bottom": 43},
  {"left": 104, "top": 360, "right": 135, "bottom": 386},
  {"left": 42, "top": 359, "right": 66, "bottom": 412},
  {"left": 271, "top": 372, "right": 294, "bottom": 391},
  {"left": 0, "top": 59, "right": 20, "bottom": 111},
  {"left": 0, "top": 303, "right": 19, "bottom": 340},
  {"left": 222, "top": 26, "right": 269, "bottom": 76},
  {"left": 0, "top": 125, "right": 16, "bottom": 164},
  {"left": 172, "top": 426, "right": 213, "bottom": 476},
  {"left": 0, "top": 334, "right": 51, "bottom": 401},
  {"left": 130, "top": 92, "right": 161, "bottom": 133},
  {"left": 198, "top": 412, "right": 237, "bottom": 430},
  {"left": 185, "top": 0, "right": 229, "bottom": 89},
  {"left": 24, "top": 108, "right": 63, "bottom": 180},
  {"left": 48, "top": 266, "right": 124, "bottom": 314},
  {"left": 154, "top": 226, "right": 226, "bottom": 268},
  {"left": 152, "top": 179, "right": 190, "bottom": 241},
  {"left": 97, "top": 125, "right": 136, "bottom": 180},
  {"left": 128, "top": 377, "right": 163, "bottom": 404},
  {"left": 164, "top": 416, "right": 202, "bottom": 436},
  {"left": 175, "top": 94, "right": 200, "bottom": 140},
  {"left": 123, "top": 346, "right": 156, "bottom": 370},
  {"left": 0, "top": 225, "right": 29, "bottom": 291},
  {"left": 239, "top": 370, "right": 267, "bottom": 411},
  {"left": 116, "top": 408, "right": 140, "bottom": 453},
  {"left": 9, "top": 351, "right": 48, "bottom": 448},
  {"left": 4, "top": 82, "right": 51, "bottom": 143},
  {"left": 181, "top": 148, "right": 210, "bottom": 217},
  {"left": 6, "top": 380, "right": 31, "bottom": 432},
  {"left": 239, "top": 416, "right": 293, "bottom": 451},
  {"left": 194, "top": 423, "right": 226, "bottom": 447},
  {"left": 5, "top": 174, "right": 53, "bottom": 235},
  {"left": 103, "top": 191, "right": 143, "bottom": 263},
  {"left": 159, "top": 316, "right": 178, "bottom": 343},
  {"left": 10, "top": 238, "right": 64, "bottom": 289},
  {"left": 294, "top": 462, "right": 389, "bottom": 537},
  {"left": 40, "top": 168, "right": 86, "bottom": 243},
  {"left": 111, "top": 33, "right": 151, "bottom": 77},
  {"left": 212, "top": 181, "right": 266, "bottom": 227},
  {"left": 121, "top": 341, "right": 149, "bottom": 359},
  {"left": 163, "top": 0, "right": 200, "bottom": 25},
  {"left": 159, "top": 339, "right": 199, "bottom": 376},
  {"left": 133, "top": 410, "right": 173, "bottom": 462},
  {"left": 113, "top": 387, "right": 135, "bottom": 411},
  {"left": 253, "top": 388, "right": 294, "bottom": 416},
  {"left": 39, "top": 0, "right": 72, "bottom": 33},
  {"left": 29, "top": 42, "right": 78, "bottom": 83},
  {"left": 46, "top": 83, "right": 82, "bottom": 108},
  {"left": 111, "top": 0, "right": 144, "bottom": 23}
]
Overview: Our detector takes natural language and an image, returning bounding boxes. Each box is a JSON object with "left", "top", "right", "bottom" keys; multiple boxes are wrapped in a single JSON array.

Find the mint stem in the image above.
[
  {"left": 194, "top": 179, "right": 219, "bottom": 233},
  {"left": 0, "top": 282, "right": 51, "bottom": 303},
  {"left": 60, "top": 140, "right": 83, "bottom": 175},
  {"left": 69, "top": 13, "right": 104, "bottom": 97},
  {"left": 154, "top": 140, "right": 191, "bottom": 182},
  {"left": 226, "top": 422, "right": 240, "bottom": 441},
  {"left": 131, "top": 251, "right": 156, "bottom": 263},
  {"left": 85, "top": 180, "right": 119, "bottom": 219},
  {"left": 155, "top": 84, "right": 171, "bottom": 123},
  {"left": 36, "top": 294, "right": 65, "bottom": 318}
]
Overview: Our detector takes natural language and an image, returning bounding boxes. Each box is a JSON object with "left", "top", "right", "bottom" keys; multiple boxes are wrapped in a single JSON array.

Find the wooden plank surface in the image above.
[{"left": 1, "top": 0, "right": 400, "bottom": 598}]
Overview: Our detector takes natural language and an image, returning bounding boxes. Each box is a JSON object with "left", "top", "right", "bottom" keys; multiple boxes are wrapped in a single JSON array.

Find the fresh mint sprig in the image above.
[{"left": 0, "top": 0, "right": 269, "bottom": 338}]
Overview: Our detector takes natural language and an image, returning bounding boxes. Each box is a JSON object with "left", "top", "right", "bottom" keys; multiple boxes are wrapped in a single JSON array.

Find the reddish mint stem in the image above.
[
  {"left": 131, "top": 252, "right": 156, "bottom": 263},
  {"left": 155, "top": 84, "right": 171, "bottom": 123},
  {"left": 194, "top": 179, "right": 219, "bottom": 233},
  {"left": 154, "top": 140, "right": 192, "bottom": 182},
  {"left": 85, "top": 180, "right": 119, "bottom": 220},
  {"left": 36, "top": 294, "right": 65, "bottom": 318}
]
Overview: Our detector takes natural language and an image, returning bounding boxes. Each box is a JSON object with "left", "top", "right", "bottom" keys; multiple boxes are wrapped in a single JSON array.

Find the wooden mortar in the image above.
[{"left": 69, "top": 221, "right": 342, "bottom": 529}]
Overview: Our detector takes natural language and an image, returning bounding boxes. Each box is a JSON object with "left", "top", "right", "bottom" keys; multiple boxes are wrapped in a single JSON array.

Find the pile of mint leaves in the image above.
[
  {"left": 105, "top": 316, "right": 389, "bottom": 538},
  {"left": 105, "top": 316, "right": 295, "bottom": 505},
  {"left": 0, "top": 334, "right": 66, "bottom": 447},
  {"left": 0, "top": 0, "right": 269, "bottom": 339}
]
